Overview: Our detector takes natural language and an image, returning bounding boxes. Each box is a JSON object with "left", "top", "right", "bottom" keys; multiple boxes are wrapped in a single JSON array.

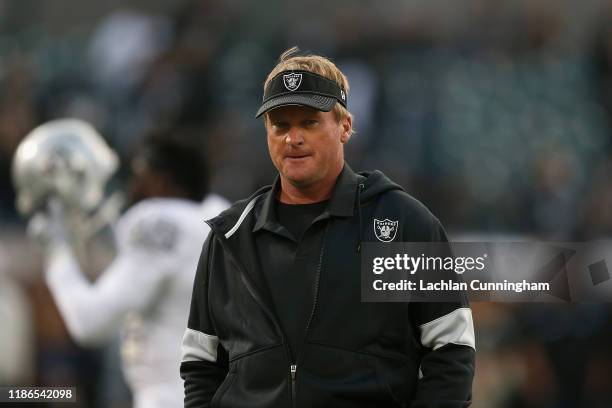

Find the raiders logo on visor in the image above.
[{"left": 283, "top": 73, "right": 302, "bottom": 91}]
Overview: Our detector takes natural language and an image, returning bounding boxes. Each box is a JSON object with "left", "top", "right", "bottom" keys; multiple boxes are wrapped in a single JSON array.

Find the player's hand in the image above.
[{"left": 27, "top": 198, "right": 70, "bottom": 250}]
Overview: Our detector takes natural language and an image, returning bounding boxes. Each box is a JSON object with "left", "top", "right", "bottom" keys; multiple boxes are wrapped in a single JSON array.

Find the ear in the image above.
[{"left": 340, "top": 115, "right": 352, "bottom": 144}]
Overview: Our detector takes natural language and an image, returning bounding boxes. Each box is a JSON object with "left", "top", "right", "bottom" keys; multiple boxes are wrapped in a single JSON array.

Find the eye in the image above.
[
  {"left": 304, "top": 119, "right": 319, "bottom": 127},
  {"left": 271, "top": 122, "right": 288, "bottom": 131}
]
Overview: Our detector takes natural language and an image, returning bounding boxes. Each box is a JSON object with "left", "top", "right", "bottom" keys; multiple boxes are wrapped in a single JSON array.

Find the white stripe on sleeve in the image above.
[
  {"left": 419, "top": 307, "right": 475, "bottom": 350},
  {"left": 181, "top": 328, "right": 220, "bottom": 363}
]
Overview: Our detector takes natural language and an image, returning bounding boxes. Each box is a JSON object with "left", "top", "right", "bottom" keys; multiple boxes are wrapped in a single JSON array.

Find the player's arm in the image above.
[
  {"left": 410, "top": 219, "right": 475, "bottom": 408},
  {"left": 42, "top": 206, "right": 174, "bottom": 346},
  {"left": 180, "top": 233, "right": 229, "bottom": 408},
  {"left": 45, "top": 243, "right": 171, "bottom": 346}
]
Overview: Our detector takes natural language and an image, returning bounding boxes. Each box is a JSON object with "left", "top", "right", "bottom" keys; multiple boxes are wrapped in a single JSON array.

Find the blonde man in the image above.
[{"left": 181, "top": 48, "right": 475, "bottom": 408}]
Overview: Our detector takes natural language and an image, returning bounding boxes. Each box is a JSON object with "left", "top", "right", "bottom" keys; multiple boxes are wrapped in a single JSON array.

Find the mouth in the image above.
[{"left": 285, "top": 154, "right": 311, "bottom": 161}]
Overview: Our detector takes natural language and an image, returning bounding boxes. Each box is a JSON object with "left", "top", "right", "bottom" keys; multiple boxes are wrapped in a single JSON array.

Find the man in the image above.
[
  {"left": 181, "top": 48, "right": 475, "bottom": 407},
  {"left": 13, "top": 120, "right": 228, "bottom": 408}
]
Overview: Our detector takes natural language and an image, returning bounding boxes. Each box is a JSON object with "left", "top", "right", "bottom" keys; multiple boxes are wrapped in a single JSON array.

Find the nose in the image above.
[{"left": 285, "top": 127, "right": 304, "bottom": 146}]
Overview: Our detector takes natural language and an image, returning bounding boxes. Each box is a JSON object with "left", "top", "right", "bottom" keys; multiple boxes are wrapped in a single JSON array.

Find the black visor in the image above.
[{"left": 255, "top": 70, "right": 347, "bottom": 118}]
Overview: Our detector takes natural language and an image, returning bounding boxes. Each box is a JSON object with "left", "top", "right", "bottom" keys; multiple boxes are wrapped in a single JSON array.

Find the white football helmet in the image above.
[{"left": 12, "top": 119, "right": 119, "bottom": 217}]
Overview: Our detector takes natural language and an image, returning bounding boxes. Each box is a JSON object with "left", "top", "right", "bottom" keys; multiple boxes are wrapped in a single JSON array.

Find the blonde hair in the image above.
[{"left": 263, "top": 47, "right": 354, "bottom": 131}]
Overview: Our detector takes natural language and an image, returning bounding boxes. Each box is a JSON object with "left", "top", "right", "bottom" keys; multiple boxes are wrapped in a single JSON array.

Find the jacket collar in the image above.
[{"left": 253, "top": 163, "right": 359, "bottom": 233}]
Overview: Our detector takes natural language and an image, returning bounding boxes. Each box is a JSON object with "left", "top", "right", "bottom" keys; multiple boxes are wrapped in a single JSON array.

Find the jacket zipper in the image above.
[
  {"left": 290, "top": 364, "right": 297, "bottom": 407},
  {"left": 289, "top": 223, "right": 330, "bottom": 408}
]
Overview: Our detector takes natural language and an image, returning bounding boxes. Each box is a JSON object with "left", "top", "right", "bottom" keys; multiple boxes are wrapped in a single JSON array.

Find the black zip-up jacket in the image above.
[{"left": 181, "top": 165, "right": 475, "bottom": 408}]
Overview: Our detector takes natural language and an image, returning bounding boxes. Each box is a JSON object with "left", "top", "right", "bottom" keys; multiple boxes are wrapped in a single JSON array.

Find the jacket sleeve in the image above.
[
  {"left": 409, "top": 219, "right": 476, "bottom": 408},
  {"left": 180, "top": 232, "right": 229, "bottom": 407}
]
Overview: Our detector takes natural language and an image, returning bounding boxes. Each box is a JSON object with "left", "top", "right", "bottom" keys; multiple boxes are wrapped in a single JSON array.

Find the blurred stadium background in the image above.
[{"left": 1, "top": 0, "right": 612, "bottom": 406}]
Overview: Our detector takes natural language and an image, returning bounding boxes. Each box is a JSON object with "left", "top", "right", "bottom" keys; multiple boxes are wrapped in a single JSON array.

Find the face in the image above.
[
  {"left": 127, "top": 156, "right": 162, "bottom": 205},
  {"left": 266, "top": 105, "right": 352, "bottom": 189}
]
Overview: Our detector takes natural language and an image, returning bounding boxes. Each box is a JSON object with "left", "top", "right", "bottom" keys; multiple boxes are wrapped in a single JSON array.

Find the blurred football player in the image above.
[{"left": 12, "top": 119, "right": 229, "bottom": 408}]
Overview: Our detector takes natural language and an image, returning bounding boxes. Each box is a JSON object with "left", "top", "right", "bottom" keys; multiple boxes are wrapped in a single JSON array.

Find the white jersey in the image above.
[{"left": 44, "top": 194, "right": 229, "bottom": 408}]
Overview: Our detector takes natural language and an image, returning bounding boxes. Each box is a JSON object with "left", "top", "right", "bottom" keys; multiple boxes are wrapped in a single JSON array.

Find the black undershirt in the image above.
[
  {"left": 256, "top": 199, "right": 328, "bottom": 361},
  {"left": 276, "top": 200, "right": 328, "bottom": 242}
]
